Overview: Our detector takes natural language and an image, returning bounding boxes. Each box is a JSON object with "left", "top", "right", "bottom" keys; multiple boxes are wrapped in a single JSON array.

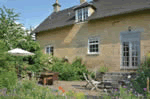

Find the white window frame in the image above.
[
  {"left": 75, "top": 7, "right": 88, "bottom": 22},
  {"left": 120, "top": 31, "right": 140, "bottom": 69},
  {"left": 88, "top": 37, "right": 100, "bottom": 55},
  {"left": 45, "top": 45, "right": 54, "bottom": 55}
]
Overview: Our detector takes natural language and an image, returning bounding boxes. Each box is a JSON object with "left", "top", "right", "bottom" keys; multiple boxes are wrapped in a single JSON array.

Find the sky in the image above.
[{"left": 0, "top": 0, "right": 91, "bottom": 30}]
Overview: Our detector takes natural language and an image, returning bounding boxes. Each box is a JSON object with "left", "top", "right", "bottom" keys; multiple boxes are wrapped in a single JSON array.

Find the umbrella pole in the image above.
[
  {"left": 15, "top": 56, "right": 20, "bottom": 79},
  {"left": 18, "top": 56, "right": 23, "bottom": 79},
  {"left": 15, "top": 56, "right": 22, "bottom": 79}
]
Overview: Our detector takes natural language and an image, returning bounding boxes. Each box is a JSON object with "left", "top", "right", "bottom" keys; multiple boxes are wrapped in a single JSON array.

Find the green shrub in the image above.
[
  {"left": 0, "top": 41, "right": 18, "bottom": 91},
  {"left": 131, "top": 57, "right": 150, "bottom": 95},
  {"left": 0, "top": 71, "right": 17, "bottom": 90},
  {"left": 4, "top": 78, "right": 64, "bottom": 99},
  {"left": 51, "top": 57, "right": 88, "bottom": 81},
  {"left": 71, "top": 57, "right": 89, "bottom": 80}
]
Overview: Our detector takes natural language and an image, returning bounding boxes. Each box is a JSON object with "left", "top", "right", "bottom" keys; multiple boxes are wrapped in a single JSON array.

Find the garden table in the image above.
[{"left": 40, "top": 72, "right": 54, "bottom": 85}]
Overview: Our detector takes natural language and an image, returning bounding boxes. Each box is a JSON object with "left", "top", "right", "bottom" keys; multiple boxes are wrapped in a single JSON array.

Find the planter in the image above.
[
  {"left": 100, "top": 72, "right": 105, "bottom": 75},
  {"left": 95, "top": 72, "right": 105, "bottom": 81}
]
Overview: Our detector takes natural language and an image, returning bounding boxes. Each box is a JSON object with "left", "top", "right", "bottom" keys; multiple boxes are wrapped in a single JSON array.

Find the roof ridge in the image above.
[
  {"left": 54, "top": 5, "right": 77, "bottom": 14},
  {"left": 73, "top": 1, "right": 93, "bottom": 10}
]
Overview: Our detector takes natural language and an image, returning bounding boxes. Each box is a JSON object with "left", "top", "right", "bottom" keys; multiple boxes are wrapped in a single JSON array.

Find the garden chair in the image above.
[
  {"left": 83, "top": 73, "right": 91, "bottom": 88},
  {"left": 83, "top": 73, "right": 101, "bottom": 91},
  {"left": 87, "top": 74, "right": 101, "bottom": 91}
]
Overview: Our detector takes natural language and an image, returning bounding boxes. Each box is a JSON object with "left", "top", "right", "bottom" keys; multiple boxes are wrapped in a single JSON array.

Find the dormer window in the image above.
[
  {"left": 75, "top": 7, "right": 88, "bottom": 22},
  {"left": 74, "top": 2, "right": 96, "bottom": 23}
]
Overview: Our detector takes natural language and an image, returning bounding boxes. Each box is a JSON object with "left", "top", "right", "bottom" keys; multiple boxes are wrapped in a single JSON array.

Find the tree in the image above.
[
  {"left": 0, "top": 6, "right": 49, "bottom": 73},
  {"left": 0, "top": 6, "right": 25, "bottom": 49}
]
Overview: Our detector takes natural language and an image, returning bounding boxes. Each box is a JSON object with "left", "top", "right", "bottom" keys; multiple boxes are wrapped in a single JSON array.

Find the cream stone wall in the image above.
[
  {"left": 36, "top": 9, "right": 150, "bottom": 72},
  {"left": 88, "top": 7, "right": 95, "bottom": 16}
]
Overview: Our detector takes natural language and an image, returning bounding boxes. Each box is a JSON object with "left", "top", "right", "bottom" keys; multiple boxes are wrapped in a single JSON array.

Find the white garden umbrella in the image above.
[
  {"left": 8, "top": 48, "right": 35, "bottom": 56},
  {"left": 8, "top": 48, "right": 35, "bottom": 79}
]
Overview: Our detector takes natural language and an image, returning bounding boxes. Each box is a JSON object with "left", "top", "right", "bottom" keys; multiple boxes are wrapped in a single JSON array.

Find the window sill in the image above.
[
  {"left": 87, "top": 53, "right": 99, "bottom": 56},
  {"left": 120, "top": 67, "right": 138, "bottom": 70},
  {"left": 75, "top": 21, "right": 88, "bottom": 24}
]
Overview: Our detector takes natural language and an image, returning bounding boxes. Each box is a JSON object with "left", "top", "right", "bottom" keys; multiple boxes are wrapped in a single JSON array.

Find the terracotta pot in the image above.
[{"left": 100, "top": 72, "right": 105, "bottom": 75}]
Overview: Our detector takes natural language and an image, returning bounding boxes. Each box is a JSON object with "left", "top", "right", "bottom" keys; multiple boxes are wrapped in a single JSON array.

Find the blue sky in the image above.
[{"left": 0, "top": 0, "right": 91, "bottom": 29}]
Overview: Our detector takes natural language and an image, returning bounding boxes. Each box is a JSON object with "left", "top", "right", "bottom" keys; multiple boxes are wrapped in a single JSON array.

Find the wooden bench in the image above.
[
  {"left": 97, "top": 72, "right": 125, "bottom": 89},
  {"left": 102, "top": 73, "right": 123, "bottom": 89}
]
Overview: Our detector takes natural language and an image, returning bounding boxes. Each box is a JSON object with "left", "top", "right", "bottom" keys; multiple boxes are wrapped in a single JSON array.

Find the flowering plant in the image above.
[{"left": 58, "top": 86, "right": 65, "bottom": 96}]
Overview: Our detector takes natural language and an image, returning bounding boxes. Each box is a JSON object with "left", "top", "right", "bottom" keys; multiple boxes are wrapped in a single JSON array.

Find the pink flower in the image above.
[
  {"left": 143, "top": 88, "right": 147, "bottom": 91},
  {"left": 115, "top": 89, "right": 118, "bottom": 91}
]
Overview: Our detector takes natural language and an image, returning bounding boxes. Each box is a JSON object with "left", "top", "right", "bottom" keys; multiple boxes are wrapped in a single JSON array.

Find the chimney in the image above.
[
  {"left": 53, "top": 0, "right": 61, "bottom": 12},
  {"left": 80, "top": 0, "right": 86, "bottom": 4}
]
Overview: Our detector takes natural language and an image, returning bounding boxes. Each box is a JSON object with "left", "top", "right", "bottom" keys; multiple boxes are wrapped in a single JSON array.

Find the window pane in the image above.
[
  {"left": 93, "top": 49, "right": 95, "bottom": 52},
  {"left": 50, "top": 47, "right": 53, "bottom": 52},
  {"left": 135, "top": 57, "right": 138, "bottom": 66},
  {"left": 125, "top": 47, "right": 129, "bottom": 52},
  {"left": 124, "top": 62, "right": 127, "bottom": 66},
  {"left": 123, "top": 61, "right": 126, "bottom": 67},
  {"left": 89, "top": 38, "right": 98, "bottom": 43},
  {"left": 135, "top": 62, "right": 138, "bottom": 66},
  {"left": 123, "top": 52, "right": 126, "bottom": 56},
  {"left": 122, "top": 42, "right": 130, "bottom": 67},
  {"left": 132, "top": 57, "right": 134, "bottom": 62},
  {"left": 89, "top": 40, "right": 95, "bottom": 43},
  {"left": 88, "top": 38, "right": 99, "bottom": 53},
  {"left": 83, "top": 7, "right": 88, "bottom": 21},
  {"left": 50, "top": 47, "right": 54, "bottom": 55},
  {"left": 123, "top": 57, "right": 126, "bottom": 62},
  {"left": 46, "top": 47, "right": 49, "bottom": 54},
  {"left": 83, "top": 8, "right": 86, "bottom": 20},
  {"left": 90, "top": 45, "right": 93, "bottom": 49},
  {"left": 96, "top": 44, "right": 98, "bottom": 48},
  {"left": 132, "top": 57, "right": 135, "bottom": 66},
  {"left": 123, "top": 42, "right": 129, "bottom": 47},
  {"left": 132, "top": 61, "right": 134, "bottom": 66},
  {"left": 93, "top": 45, "right": 96, "bottom": 48},
  {"left": 95, "top": 41, "right": 98, "bottom": 43},
  {"left": 127, "top": 61, "right": 129, "bottom": 66},
  {"left": 132, "top": 52, "right": 135, "bottom": 56},
  {"left": 131, "top": 41, "right": 139, "bottom": 66},
  {"left": 46, "top": 46, "right": 54, "bottom": 55},
  {"left": 123, "top": 47, "right": 126, "bottom": 52},
  {"left": 96, "top": 48, "right": 98, "bottom": 52},
  {"left": 78, "top": 9, "right": 82, "bottom": 22},
  {"left": 90, "top": 48, "right": 93, "bottom": 52}
]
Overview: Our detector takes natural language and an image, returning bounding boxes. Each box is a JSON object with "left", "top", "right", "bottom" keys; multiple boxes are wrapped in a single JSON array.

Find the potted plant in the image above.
[
  {"left": 98, "top": 66, "right": 109, "bottom": 81},
  {"left": 99, "top": 65, "right": 108, "bottom": 74}
]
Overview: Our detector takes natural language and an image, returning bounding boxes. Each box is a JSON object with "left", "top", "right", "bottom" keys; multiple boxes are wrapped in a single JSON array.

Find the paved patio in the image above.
[{"left": 47, "top": 81, "right": 105, "bottom": 97}]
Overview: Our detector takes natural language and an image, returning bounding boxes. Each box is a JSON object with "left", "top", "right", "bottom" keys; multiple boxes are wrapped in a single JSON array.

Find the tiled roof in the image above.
[{"left": 33, "top": 0, "right": 150, "bottom": 33}]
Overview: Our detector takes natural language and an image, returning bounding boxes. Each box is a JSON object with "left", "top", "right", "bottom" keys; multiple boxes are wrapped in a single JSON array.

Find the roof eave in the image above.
[{"left": 34, "top": 23, "right": 74, "bottom": 34}]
